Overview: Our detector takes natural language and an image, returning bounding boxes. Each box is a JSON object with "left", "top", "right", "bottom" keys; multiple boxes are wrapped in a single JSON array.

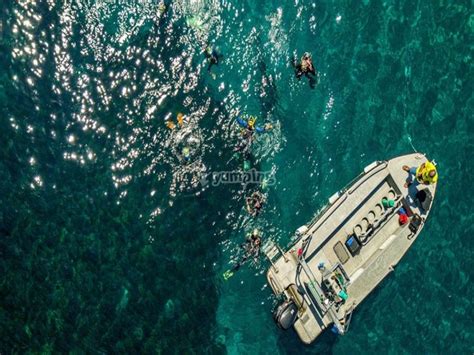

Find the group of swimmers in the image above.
[
  {"left": 204, "top": 45, "right": 318, "bottom": 87},
  {"left": 167, "top": 48, "right": 316, "bottom": 126},
  {"left": 205, "top": 48, "right": 318, "bottom": 280},
  {"left": 233, "top": 115, "right": 272, "bottom": 216},
  {"left": 223, "top": 115, "right": 270, "bottom": 280},
  {"left": 221, "top": 115, "right": 274, "bottom": 280},
  {"left": 168, "top": 46, "right": 318, "bottom": 279}
]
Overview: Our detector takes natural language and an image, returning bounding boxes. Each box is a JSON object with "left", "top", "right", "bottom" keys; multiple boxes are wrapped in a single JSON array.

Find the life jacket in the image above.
[{"left": 416, "top": 161, "right": 438, "bottom": 184}]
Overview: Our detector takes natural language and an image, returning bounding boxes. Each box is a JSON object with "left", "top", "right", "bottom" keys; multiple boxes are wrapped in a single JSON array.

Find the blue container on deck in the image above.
[{"left": 345, "top": 235, "right": 361, "bottom": 255}]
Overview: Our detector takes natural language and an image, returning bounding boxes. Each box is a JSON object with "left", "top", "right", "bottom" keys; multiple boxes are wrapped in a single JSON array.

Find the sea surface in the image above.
[{"left": 0, "top": 0, "right": 473, "bottom": 353}]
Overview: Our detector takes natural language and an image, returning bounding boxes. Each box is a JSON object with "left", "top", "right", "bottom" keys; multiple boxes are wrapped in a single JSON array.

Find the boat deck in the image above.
[{"left": 266, "top": 153, "right": 436, "bottom": 344}]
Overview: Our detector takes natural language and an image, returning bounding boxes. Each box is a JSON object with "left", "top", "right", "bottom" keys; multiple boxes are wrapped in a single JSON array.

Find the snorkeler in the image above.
[
  {"left": 232, "top": 135, "right": 253, "bottom": 171},
  {"left": 233, "top": 116, "right": 271, "bottom": 171},
  {"left": 293, "top": 52, "right": 318, "bottom": 88},
  {"left": 158, "top": 2, "right": 167, "bottom": 14},
  {"left": 182, "top": 146, "right": 191, "bottom": 162},
  {"left": 203, "top": 46, "right": 222, "bottom": 74},
  {"left": 236, "top": 116, "right": 272, "bottom": 135},
  {"left": 246, "top": 191, "right": 265, "bottom": 217},
  {"left": 223, "top": 229, "right": 262, "bottom": 280}
]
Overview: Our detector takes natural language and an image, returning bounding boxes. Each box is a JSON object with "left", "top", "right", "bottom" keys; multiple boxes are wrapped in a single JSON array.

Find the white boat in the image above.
[{"left": 264, "top": 153, "right": 437, "bottom": 344}]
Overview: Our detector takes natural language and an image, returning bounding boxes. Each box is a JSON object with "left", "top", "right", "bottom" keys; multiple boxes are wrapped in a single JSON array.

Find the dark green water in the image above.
[{"left": 0, "top": 0, "right": 473, "bottom": 353}]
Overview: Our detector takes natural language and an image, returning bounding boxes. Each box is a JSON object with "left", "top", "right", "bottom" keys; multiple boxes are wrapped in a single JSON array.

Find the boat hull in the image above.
[{"left": 265, "top": 153, "right": 437, "bottom": 344}]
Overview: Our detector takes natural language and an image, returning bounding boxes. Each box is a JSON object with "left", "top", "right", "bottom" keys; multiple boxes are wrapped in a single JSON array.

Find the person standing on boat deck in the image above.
[{"left": 402, "top": 161, "right": 438, "bottom": 188}]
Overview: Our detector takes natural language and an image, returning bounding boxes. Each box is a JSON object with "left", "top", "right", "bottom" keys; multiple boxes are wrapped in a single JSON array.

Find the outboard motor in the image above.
[{"left": 273, "top": 300, "right": 298, "bottom": 330}]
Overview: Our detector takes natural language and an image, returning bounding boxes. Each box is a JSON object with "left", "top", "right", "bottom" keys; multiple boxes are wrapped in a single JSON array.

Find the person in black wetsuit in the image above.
[
  {"left": 204, "top": 46, "right": 222, "bottom": 74},
  {"left": 293, "top": 52, "right": 318, "bottom": 88},
  {"left": 222, "top": 230, "right": 262, "bottom": 280},
  {"left": 231, "top": 230, "right": 261, "bottom": 272},
  {"left": 246, "top": 191, "right": 264, "bottom": 217}
]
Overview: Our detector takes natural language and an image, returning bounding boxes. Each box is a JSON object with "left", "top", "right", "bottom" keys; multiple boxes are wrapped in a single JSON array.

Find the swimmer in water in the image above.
[
  {"left": 182, "top": 146, "right": 191, "bottom": 162},
  {"left": 204, "top": 46, "right": 222, "bottom": 76},
  {"left": 223, "top": 229, "right": 262, "bottom": 280},
  {"left": 236, "top": 115, "right": 272, "bottom": 136},
  {"left": 246, "top": 191, "right": 265, "bottom": 217},
  {"left": 293, "top": 52, "right": 318, "bottom": 89}
]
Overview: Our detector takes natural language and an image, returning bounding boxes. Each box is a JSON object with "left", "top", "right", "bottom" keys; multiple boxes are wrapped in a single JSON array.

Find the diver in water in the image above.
[
  {"left": 182, "top": 146, "right": 191, "bottom": 162},
  {"left": 234, "top": 116, "right": 272, "bottom": 171},
  {"left": 223, "top": 229, "right": 262, "bottom": 280},
  {"left": 246, "top": 191, "right": 265, "bottom": 217},
  {"left": 204, "top": 46, "right": 222, "bottom": 74},
  {"left": 234, "top": 116, "right": 271, "bottom": 171},
  {"left": 236, "top": 116, "right": 272, "bottom": 136},
  {"left": 293, "top": 52, "right": 318, "bottom": 88}
]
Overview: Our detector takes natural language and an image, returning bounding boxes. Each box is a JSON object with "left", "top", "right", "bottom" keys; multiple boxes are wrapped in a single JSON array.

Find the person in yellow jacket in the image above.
[{"left": 402, "top": 161, "right": 438, "bottom": 188}]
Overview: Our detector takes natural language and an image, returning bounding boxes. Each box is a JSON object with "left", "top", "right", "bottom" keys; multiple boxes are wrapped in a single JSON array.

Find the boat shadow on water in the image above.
[{"left": 276, "top": 324, "right": 338, "bottom": 354}]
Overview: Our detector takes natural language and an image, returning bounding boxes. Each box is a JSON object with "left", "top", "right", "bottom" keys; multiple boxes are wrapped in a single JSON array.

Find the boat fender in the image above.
[{"left": 399, "top": 214, "right": 408, "bottom": 225}]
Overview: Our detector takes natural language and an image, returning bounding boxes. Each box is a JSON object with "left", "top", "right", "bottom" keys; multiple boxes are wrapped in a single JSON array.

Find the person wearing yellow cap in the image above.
[
  {"left": 234, "top": 115, "right": 272, "bottom": 171},
  {"left": 402, "top": 161, "right": 438, "bottom": 188}
]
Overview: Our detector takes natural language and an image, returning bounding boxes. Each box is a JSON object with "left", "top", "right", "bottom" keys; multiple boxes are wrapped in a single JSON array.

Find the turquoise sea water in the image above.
[{"left": 0, "top": 0, "right": 473, "bottom": 353}]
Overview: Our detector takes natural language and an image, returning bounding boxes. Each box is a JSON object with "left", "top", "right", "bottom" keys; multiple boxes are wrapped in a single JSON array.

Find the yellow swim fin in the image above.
[
  {"left": 177, "top": 113, "right": 184, "bottom": 126},
  {"left": 166, "top": 120, "right": 176, "bottom": 130},
  {"left": 223, "top": 270, "right": 234, "bottom": 280}
]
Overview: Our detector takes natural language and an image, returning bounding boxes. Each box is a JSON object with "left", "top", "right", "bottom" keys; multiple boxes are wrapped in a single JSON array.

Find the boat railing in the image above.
[
  {"left": 301, "top": 161, "right": 387, "bottom": 246},
  {"left": 347, "top": 161, "right": 387, "bottom": 195}
]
